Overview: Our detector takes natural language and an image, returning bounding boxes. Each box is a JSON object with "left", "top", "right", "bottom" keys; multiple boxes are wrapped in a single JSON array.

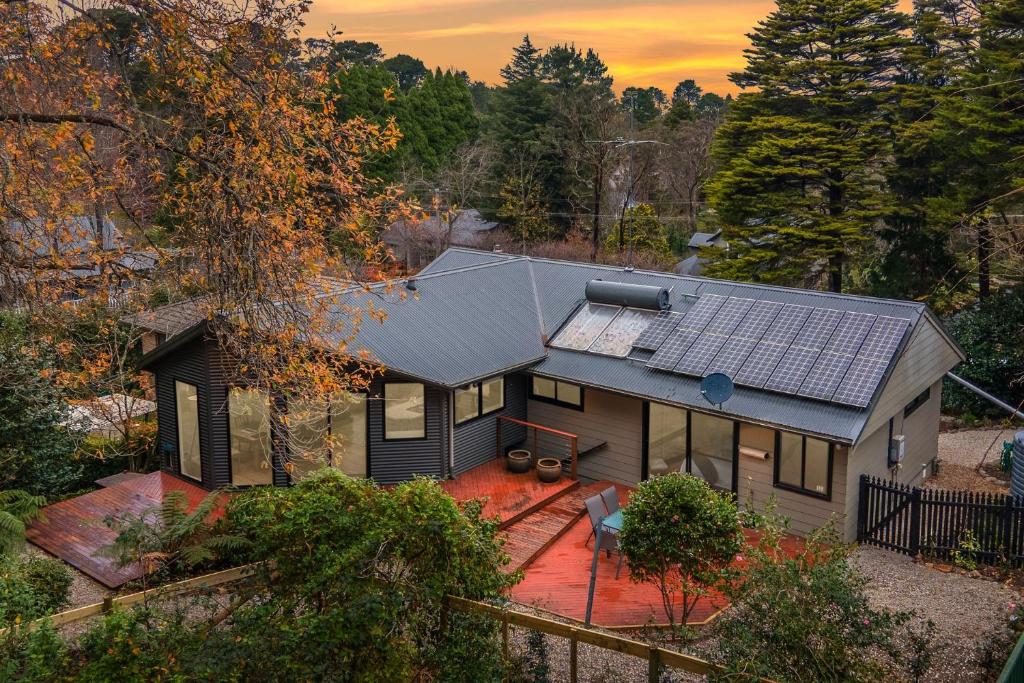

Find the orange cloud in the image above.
[{"left": 305, "top": 0, "right": 914, "bottom": 95}]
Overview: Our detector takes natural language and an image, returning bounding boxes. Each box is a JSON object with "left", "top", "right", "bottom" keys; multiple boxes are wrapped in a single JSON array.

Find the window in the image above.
[
  {"left": 647, "top": 403, "right": 687, "bottom": 476},
  {"left": 530, "top": 376, "right": 583, "bottom": 409},
  {"left": 175, "top": 381, "right": 201, "bottom": 481},
  {"left": 689, "top": 413, "right": 734, "bottom": 491},
  {"left": 775, "top": 431, "right": 832, "bottom": 499},
  {"left": 229, "top": 387, "right": 273, "bottom": 486},
  {"left": 455, "top": 377, "right": 506, "bottom": 425},
  {"left": 384, "top": 382, "right": 426, "bottom": 439},
  {"left": 455, "top": 383, "right": 480, "bottom": 425},
  {"left": 331, "top": 394, "right": 367, "bottom": 478},
  {"left": 286, "top": 398, "right": 330, "bottom": 481},
  {"left": 903, "top": 387, "right": 931, "bottom": 419}
]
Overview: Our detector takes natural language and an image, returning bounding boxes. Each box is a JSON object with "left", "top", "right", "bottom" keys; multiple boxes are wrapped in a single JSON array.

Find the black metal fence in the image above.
[{"left": 858, "top": 475, "right": 1024, "bottom": 566}]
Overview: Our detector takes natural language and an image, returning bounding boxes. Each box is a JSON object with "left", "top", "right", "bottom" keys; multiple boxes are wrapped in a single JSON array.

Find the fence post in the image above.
[
  {"left": 569, "top": 627, "right": 578, "bottom": 683},
  {"left": 648, "top": 647, "right": 661, "bottom": 683},
  {"left": 501, "top": 611, "right": 509, "bottom": 678},
  {"left": 857, "top": 475, "right": 869, "bottom": 541},
  {"left": 1004, "top": 494, "right": 1014, "bottom": 563},
  {"left": 102, "top": 596, "right": 113, "bottom": 614},
  {"left": 909, "top": 487, "right": 922, "bottom": 558}
]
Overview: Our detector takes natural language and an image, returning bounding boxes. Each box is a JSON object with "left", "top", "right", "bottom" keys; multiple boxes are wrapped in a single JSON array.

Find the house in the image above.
[
  {"left": 674, "top": 230, "right": 729, "bottom": 276},
  {"left": 128, "top": 248, "right": 964, "bottom": 541},
  {"left": 1, "top": 214, "right": 159, "bottom": 306}
]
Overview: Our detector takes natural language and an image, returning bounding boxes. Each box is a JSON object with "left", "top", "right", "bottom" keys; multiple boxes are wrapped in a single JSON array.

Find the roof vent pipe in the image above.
[
  {"left": 584, "top": 280, "right": 670, "bottom": 311},
  {"left": 405, "top": 278, "right": 417, "bottom": 291}
]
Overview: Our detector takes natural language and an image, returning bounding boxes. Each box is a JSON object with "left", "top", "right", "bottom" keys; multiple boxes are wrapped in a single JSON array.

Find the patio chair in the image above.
[
  {"left": 599, "top": 486, "right": 619, "bottom": 515},
  {"left": 584, "top": 494, "right": 622, "bottom": 569}
]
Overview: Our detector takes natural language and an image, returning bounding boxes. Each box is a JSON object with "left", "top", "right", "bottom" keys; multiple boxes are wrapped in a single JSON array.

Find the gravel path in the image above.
[
  {"left": 927, "top": 428, "right": 1018, "bottom": 494},
  {"left": 851, "top": 545, "right": 1020, "bottom": 682}
]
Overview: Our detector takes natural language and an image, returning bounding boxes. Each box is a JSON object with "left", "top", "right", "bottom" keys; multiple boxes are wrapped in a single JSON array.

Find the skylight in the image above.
[{"left": 551, "top": 304, "right": 659, "bottom": 357}]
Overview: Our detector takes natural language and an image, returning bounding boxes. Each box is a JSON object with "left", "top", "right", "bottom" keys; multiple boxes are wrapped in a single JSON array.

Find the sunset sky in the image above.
[{"left": 303, "top": 0, "right": 781, "bottom": 96}]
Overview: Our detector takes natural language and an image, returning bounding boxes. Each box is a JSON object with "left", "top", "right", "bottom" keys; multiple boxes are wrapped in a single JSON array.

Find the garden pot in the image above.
[
  {"left": 507, "top": 450, "right": 532, "bottom": 474},
  {"left": 536, "top": 457, "right": 562, "bottom": 483}
]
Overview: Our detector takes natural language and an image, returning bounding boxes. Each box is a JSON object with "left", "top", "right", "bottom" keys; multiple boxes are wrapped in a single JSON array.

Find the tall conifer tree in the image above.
[{"left": 708, "top": 0, "right": 908, "bottom": 291}]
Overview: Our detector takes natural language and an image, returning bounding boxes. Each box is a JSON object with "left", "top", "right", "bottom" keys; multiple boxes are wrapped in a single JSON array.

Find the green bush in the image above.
[
  {"left": 618, "top": 473, "right": 743, "bottom": 631},
  {"left": 0, "top": 623, "right": 68, "bottom": 682},
  {"left": 942, "top": 290, "right": 1024, "bottom": 418},
  {"left": 0, "top": 555, "right": 73, "bottom": 624},
  {"left": 708, "top": 523, "right": 936, "bottom": 682}
]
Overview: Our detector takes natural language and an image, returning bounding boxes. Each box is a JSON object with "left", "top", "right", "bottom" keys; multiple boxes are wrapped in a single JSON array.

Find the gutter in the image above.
[{"left": 945, "top": 372, "right": 1024, "bottom": 421}]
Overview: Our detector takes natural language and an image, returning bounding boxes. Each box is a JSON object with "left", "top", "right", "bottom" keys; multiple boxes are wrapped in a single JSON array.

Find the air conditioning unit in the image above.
[{"left": 889, "top": 435, "right": 906, "bottom": 467}]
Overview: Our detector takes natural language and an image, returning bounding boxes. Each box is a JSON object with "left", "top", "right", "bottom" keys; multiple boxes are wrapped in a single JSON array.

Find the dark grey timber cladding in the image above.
[
  {"left": 367, "top": 375, "right": 446, "bottom": 484},
  {"left": 151, "top": 335, "right": 215, "bottom": 488},
  {"left": 203, "top": 342, "right": 236, "bottom": 488},
  {"left": 452, "top": 374, "right": 528, "bottom": 476}
]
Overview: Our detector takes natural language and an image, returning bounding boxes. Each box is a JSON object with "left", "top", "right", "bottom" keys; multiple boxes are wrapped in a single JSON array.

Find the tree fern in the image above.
[{"left": 0, "top": 490, "right": 45, "bottom": 556}]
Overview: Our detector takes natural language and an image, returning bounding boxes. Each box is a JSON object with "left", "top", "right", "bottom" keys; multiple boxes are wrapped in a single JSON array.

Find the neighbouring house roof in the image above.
[
  {"left": 4, "top": 215, "right": 157, "bottom": 277},
  {"left": 673, "top": 255, "right": 707, "bottom": 276},
  {"left": 687, "top": 231, "right": 725, "bottom": 249},
  {"left": 132, "top": 248, "right": 965, "bottom": 444},
  {"left": 382, "top": 209, "right": 499, "bottom": 253},
  {"left": 64, "top": 393, "right": 156, "bottom": 437}
]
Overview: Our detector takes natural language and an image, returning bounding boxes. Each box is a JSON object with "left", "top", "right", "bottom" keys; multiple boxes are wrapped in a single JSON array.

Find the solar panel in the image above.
[
  {"left": 734, "top": 300, "right": 784, "bottom": 341},
  {"left": 705, "top": 338, "right": 758, "bottom": 377},
  {"left": 832, "top": 355, "right": 891, "bottom": 407},
  {"left": 632, "top": 310, "right": 683, "bottom": 351},
  {"left": 760, "top": 304, "right": 813, "bottom": 344},
  {"left": 704, "top": 298, "right": 756, "bottom": 336},
  {"left": 734, "top": 341, "right": 789, "bottom": 388},
  {"left": 676, "top": 294, "right": 727, "bottom": 332},
  {"left": 792, "top": 308, "right": 844, "bottom": 350},
  {"left": 647, "top": 329, "right": 700, "bottom": 371},
  {"left": 673, "top": 334, "right": 729, "bottom": 377},
  {"left": 798, "top": 351, "right": 856, "bottom": 401},
  {"left": 589, "top": 308, "right": 659, "bottom": 357},
  {"left": 824, "top": 311, "right": 877, "bottom": 355},
  {"left": 858, "top": 316, "right": 909, "bottom": 360},
  {"left": 764, "top": 346, "right": 821, "bottom": 394}
]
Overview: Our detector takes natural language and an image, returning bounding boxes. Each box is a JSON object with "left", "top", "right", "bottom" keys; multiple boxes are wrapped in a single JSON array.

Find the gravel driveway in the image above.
[{"left": 852, "top": 545, "right": 1019, "bottom": 682}]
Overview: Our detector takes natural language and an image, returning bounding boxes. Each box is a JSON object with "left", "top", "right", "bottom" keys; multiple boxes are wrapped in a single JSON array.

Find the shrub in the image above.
[
  {"left": 708, "top": 523, "right": 936, "bottom": 682},
  {"left": 618, "top": 473, "right": 743, "bottom": 632},
  {"left": 0, "top": 622, "right": 67, "bottom": 682},
  {"left": 101, "top": 489, "right": 245, "bottom": 583},
  {"left": 0, "top": 555, "right": 72, "bottom": 624},
  {"left": 220, "top": 470, "right": 513, "bottom": 680},
  {"left": 0, "top": 490, "right": 46, "bottom": 556}
]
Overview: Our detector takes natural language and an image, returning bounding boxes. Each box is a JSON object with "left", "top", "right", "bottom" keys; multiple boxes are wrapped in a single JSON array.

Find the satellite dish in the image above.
[{"left": 701, "top": 373, "right": 734, "bottom": 408}]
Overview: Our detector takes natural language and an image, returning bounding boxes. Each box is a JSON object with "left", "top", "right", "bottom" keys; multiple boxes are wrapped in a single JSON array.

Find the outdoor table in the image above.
[{"left": 601, "top": 509, "right": 623, "bottom": 532}]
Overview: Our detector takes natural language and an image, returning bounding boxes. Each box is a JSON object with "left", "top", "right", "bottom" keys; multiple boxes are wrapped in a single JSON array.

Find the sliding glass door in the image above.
[{"left": 645, "top": 402, "right": 736, "bottom": 492}]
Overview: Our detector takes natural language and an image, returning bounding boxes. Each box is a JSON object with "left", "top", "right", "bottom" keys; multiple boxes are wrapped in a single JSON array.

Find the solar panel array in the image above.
[{"left": 643, "top": 295, "right": 910, "bottom": 408}]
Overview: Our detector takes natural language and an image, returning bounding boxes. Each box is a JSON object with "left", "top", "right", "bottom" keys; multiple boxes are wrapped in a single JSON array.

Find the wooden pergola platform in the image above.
[{"left": 27, "top": 472, "right": 219, "bottom": 588}]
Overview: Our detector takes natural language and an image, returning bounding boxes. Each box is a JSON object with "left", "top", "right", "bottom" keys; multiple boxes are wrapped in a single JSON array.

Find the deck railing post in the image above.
[
  {"left": 533, "top": 428, "right": 539, "bottom": 467},
  {"left": 571, "top": 437, "right": 578, "bottom": 480},
  {"left": 569, "top": 627, "right": 579, "bottom": 683},
  {"left": 648, "top": 647, "right": 661, "bottom": 683}
]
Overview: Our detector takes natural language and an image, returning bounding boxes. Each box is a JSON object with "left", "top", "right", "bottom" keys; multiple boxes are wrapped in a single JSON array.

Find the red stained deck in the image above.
[
  {"left": 508, "top": 485, "right": 805, "bottom": 629},
  {"left": 441, "top": 458, "right": 578, "bottom": 528},
  {"left": 27, "top": 472, "right": 219, "bottom": 589}
]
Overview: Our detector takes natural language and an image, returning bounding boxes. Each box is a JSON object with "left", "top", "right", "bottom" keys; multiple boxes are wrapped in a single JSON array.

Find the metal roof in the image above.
[{"left": 132, "top": 247, "right": 960, "bottom": 441}]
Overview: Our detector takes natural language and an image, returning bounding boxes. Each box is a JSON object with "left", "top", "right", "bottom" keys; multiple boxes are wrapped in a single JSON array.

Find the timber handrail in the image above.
[
  {"left": 496, "top": 415, "right": 579, "bottom": 479},
  {"left": 4, "top": 567, "right": 768, "bottom": 681},
  {"left": 445, "top": 595, "right": 728, "bottom": 681},
  {"left": 0, "top": 563, "right": 261, "bottom": 636}
]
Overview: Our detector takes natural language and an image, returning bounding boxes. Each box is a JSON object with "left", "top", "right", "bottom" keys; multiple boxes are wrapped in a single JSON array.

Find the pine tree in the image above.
[
  {"left": 499, "top": 35, "right": 541, "bottom": 84},
  {"left": 708, "top": 0, "right": 909, "bottom": 291},
  {"left": 936, "top": 0, "right": 1024, "bottom": 298},
  {"left": 397, "top": 69, "right": 479, "bottom": 174}
]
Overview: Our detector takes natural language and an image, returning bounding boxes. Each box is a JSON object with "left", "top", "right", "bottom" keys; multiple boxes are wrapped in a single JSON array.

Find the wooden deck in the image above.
[
  {"left": 507, "top": 485, "right": 805, "bottom": 629},
  {"left": 441, "top": 458, "right": 579, "bottom": 528},
  {"left": 26, "top": 472, "right": 218, "bottom": 589}
]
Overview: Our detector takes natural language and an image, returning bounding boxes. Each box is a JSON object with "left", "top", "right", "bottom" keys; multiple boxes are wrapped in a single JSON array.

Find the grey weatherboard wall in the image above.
[
  {"left": 367, "top": 374, "right": 448, "bottom": 484},
  {"left": 452, "top": 374, "right": 528, "bottom": 475}
]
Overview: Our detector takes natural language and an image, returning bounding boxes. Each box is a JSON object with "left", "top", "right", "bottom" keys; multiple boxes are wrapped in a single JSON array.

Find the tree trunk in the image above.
[
  {"left": 827, "top": 170, "right": 844, "bottom": 293},
  {"left": 978, "top": 217, "right": 991, "bottom": 299}
]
